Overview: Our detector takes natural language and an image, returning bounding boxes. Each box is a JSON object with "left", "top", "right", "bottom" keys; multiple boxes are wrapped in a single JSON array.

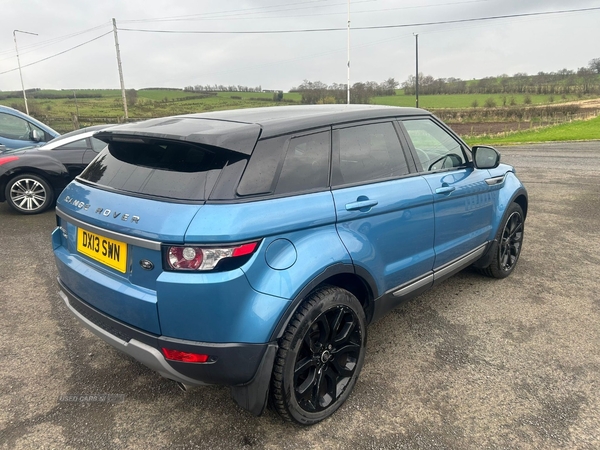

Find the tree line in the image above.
[
  {"left": 184, "top": 84, "right": 263, "bottom": 93},
  {"left": 290, "top": 78, "right": 399, "bottom": 104},
  {"left": 402, "top": 58, "right": 600, "bottom": 96}
]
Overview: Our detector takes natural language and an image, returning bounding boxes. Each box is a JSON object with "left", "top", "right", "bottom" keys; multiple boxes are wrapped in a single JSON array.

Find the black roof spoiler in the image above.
[{"left": 94, "top": 116, "right": 262, "bottom": 155}]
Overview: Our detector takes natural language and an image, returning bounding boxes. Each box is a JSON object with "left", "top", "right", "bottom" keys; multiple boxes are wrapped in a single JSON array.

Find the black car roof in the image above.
[{"left": 95, "top": 105, "right": 428, "bottom": 155}]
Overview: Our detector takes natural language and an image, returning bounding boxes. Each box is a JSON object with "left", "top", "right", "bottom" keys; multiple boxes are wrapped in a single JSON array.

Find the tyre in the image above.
[
  {"left": 479, "top": 202, "right": 524, "bottom": 279},
  {"left": 271, "top": 286, "right": 367, "bottom": 425},
  {"left": 5, "top": 174, "right": 54, "bottom": 214}
]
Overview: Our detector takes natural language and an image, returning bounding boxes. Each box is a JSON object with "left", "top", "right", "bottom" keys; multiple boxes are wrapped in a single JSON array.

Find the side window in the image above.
[
  {"left": 275, "top": 131, "right": 330, "bottom": 195},
  {"left": 0, "top": 112, "right": 32, "bottom": 141},
  {"left": 402, "top": 119, "right": 467, "bottom": 172},
  {"left": 332, "top": 122, "right": 409, "bottom": 186},
  {"left": 237, "top": 130, "right": 330, "bottom": 197},
  {"left": 91, "top": 137, "right": 108, "bottom": 152},
  {"left": 237, "top": 135, "right": 288, "bottom": 196},
  {"left": 59, "top": 138, "right": 88, "bottom": 150}
]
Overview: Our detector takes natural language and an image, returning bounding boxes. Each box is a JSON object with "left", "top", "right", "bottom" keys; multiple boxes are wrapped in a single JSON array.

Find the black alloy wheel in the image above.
[
  {"left": 271, "top": 286, "right": 366, "bottom": 425},
  {"left": 481, "top": 202, "right": 524, "bottom": 278}
]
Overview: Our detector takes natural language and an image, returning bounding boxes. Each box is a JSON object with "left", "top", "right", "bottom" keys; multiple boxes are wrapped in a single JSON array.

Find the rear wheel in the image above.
[
  {"left": 5, "top": 174, "right": 54, "bottom": 214},
  {"left": 479, "top": 202, "right": 524, "bottom": 278},
  {"left": 271, "top": 286, "right": 366, "bottom": 425}
]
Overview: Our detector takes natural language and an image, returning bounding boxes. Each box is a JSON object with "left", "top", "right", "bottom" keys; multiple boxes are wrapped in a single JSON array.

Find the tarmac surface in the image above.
[{"left": 1, "top": 141, "right": 599, "bottom": 449}]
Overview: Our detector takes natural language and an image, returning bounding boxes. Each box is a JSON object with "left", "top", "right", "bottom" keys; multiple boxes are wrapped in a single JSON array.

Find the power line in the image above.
[
  {"left": 0, "top": 31, "right": 113, "bottom": 76},
  {"left": 0, "top": 22, "right": 112, "bottom": 59},
  {"left": 118, "top": 6, "right": 600, "bottom": 35},
  {"left": 118, "top": 0, "right": 363, "bottom": 23},
  {"left": 120, "top": 0, "right": 498, "bottom": 23}
]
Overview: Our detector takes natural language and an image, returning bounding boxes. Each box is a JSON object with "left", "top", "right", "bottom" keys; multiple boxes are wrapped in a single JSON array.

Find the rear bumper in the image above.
[{"left": 58, "top": 277, "right": 275, "bottom": 387}]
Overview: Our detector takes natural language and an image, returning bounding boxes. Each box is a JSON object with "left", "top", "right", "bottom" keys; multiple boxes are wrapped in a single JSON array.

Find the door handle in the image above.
[
  {"left": 435, "top": 186, "right": 455, "bottom": 194},
  {"left": 346, "top": 198, "right": 378, "bottom": 211}
]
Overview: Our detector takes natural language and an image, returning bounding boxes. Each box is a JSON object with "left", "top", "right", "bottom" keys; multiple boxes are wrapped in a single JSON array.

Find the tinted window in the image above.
[
  {"left": 275, "top": 131, "right": 330, "bottom": 195},
  {"left": 402, "top": 119, "right": 466, "bottom": 172},
  {"left": 79, "top": 140, "right": 243, "bottom": 201},
  {"left": 237, "top": 135, "right": 287, "bottom": 196},
  {"left": 332, "top": 122, "right": 409, "bottom": 186},
  {"left": 237, "top": 130, "right": 330, "bottom": 197}
]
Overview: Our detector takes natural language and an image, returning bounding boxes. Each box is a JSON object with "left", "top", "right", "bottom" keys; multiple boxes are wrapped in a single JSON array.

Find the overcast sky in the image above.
[{"left": 1, "top": 0, "right": 600, "bottom": 92}]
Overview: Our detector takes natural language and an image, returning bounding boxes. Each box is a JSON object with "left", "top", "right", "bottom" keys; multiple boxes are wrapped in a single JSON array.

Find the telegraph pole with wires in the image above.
[
  {"left": 112, "top": 18, "right": 128, "bottom": 120},
  {"left": 414, "top": 33, "right": 419, "bottom": 108},
  {"left": 13, "top": 29, "right": 38, "bottom": 115},
  {"left": 347, "top": 0, "right": 351, "bottom": 104}
]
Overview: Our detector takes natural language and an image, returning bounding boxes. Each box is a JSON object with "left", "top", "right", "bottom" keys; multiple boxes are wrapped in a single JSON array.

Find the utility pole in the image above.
[
  {"left": 112, "top": 18, "right": 128, "bottom": 120},
  {"left": 347, "top": 0, "right": 351, "bottom": 104},
  {"left": 13, "top": 30, "right": 38, "bottom": 115},
  {"left": 414, "top": 33, "right": 419, "bottom": 108}
]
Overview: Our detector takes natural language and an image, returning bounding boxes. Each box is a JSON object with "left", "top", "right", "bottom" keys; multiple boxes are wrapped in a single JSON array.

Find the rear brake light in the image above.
[
  {"left": 166, "top": 241, "right": 260, "bottom": 271},
  {"left": 0, "top": 156, "right": 19, "bottom": 166},
  {"left": 162, "top": 348, "right": 210, "bottom": 363}
]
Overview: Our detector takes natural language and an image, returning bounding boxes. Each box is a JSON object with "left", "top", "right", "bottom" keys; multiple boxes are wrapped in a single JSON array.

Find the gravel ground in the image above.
[{"left": 0, "top": 141, "right": 599, "bottom": 449}]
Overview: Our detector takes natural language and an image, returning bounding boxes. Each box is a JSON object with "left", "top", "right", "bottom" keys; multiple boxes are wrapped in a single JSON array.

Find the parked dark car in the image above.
[
  {"left": 52, "top": 105, "right": 527, "bottom": 424},
  {"left": 0, "top": 125, "right": 109, "bottom": 214},
  {"left": 0, "top": 104, "right": 59, "bottom": 150}
]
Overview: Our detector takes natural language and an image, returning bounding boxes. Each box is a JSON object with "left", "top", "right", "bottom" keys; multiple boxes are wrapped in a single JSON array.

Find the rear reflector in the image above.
[
  {"left": 162, "top": 348, "right": 210, "bottom": 363},
  {"left": 232, "top": 242, "right": 258, "bottom": 257}
]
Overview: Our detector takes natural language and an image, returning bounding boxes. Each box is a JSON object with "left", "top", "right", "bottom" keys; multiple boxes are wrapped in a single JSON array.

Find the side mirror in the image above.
[
  {"left": 31, "top": 128, "right": 43, "bottom": 142},
  {"left": 472, "top": 145, "right": 500, "bottom": 169}
]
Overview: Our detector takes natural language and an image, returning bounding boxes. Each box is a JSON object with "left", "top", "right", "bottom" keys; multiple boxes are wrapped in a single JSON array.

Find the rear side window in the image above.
[
  {"left": 79, "top": 140, "right": 243, "bottom": 201},
  {"left": 275, "top": 131, "right": 330, "bottom": 195},
  {"left": 332, "top": 122, "right": 409, "bottom": 186},
  {"left": 59, "top": 138, "right": 88, "bottom": 150},
  {"left": 91, "top": 137, "right": 107, "bottom": 152},
  {"left": 237, "top": 130, "right": 330, "bottom": 197}
]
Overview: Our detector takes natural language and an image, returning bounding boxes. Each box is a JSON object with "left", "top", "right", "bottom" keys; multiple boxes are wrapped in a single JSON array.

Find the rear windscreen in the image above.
[{"left": 78, "top": 140, "right": 244, "bottom": 201}]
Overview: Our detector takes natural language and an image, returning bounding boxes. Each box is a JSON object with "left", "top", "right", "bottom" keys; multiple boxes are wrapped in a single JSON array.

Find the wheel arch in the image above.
[
  {"left": 2, "top": 165, "right": 67, "bottom": 200},
  {"left": 513, "top": 192, "right": 528, "bottom": 219},
  {"left": 269, "top": 264, "right": 377, "bottom": 341},
  {"left": 473, "top": 188, "right": 527, "bottom": 270}
]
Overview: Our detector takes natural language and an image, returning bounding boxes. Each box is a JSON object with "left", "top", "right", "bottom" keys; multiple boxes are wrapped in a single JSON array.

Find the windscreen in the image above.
[{"left": 78, "top": 139, "right": 244, "bottom": 201}]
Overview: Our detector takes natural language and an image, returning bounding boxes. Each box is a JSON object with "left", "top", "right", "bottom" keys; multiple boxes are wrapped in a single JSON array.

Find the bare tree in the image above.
[{"left": 588, "top": 58, "right": 600, "bottom": 74}]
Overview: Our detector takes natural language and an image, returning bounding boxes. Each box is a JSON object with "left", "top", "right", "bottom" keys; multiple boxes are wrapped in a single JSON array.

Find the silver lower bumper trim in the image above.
[{"left": 59, "top": 289, "right": 207, "bottom": 387}]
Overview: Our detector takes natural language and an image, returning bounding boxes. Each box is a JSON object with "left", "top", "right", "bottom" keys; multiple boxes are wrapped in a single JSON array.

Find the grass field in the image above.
[
  {"left": 1, "top": 88, "right": 599, "bottom": 143},
  {"left": 463, "top": 115, "right": 600, "bottom": 145},
  {"left": 373, "top": 92, "right": 581, "bottom": 108}
]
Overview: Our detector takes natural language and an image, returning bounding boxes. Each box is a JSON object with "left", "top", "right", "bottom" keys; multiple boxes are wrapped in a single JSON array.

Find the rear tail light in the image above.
[
  {"left": 162, "top": 348, "right": 210, "bottom": 363},
  {"left": 0, "top": 156, "right": 19, "bottom": 166},
  {"left": 165, "top": 240, "right": 260, "bottom": 271}
]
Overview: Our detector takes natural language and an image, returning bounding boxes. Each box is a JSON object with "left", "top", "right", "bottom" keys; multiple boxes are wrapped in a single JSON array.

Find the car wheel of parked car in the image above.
[
  {"left": 5, "top": 174, "right": 54, "bottom": 214},
  {"left": 271, "top": 286, "right": 367, "bottom": 425},
  {"left": 480, "top": 203, "right": 524, "bottom": 279}
]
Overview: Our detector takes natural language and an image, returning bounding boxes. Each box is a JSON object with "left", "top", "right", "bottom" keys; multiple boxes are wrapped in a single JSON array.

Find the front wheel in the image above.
[
  {"left": 270, "top": 286, "right": 367, "bottom": 425},
  {"left": 5, "top": 174, "right": 54, "bottom": 214},
  {"left": 480, "top": 202, "right": 524, "bottom": 278}
]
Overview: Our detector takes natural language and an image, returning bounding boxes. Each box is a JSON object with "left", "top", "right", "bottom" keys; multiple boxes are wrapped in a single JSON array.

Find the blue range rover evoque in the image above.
[{"left": 52, "top": 105, "right": 527, "bottom": 425}]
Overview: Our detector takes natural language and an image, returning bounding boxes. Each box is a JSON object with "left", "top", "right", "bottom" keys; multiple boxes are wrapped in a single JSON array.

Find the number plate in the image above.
[{"left": 77, "top": 228, "right": 128, "bottom": 273}]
